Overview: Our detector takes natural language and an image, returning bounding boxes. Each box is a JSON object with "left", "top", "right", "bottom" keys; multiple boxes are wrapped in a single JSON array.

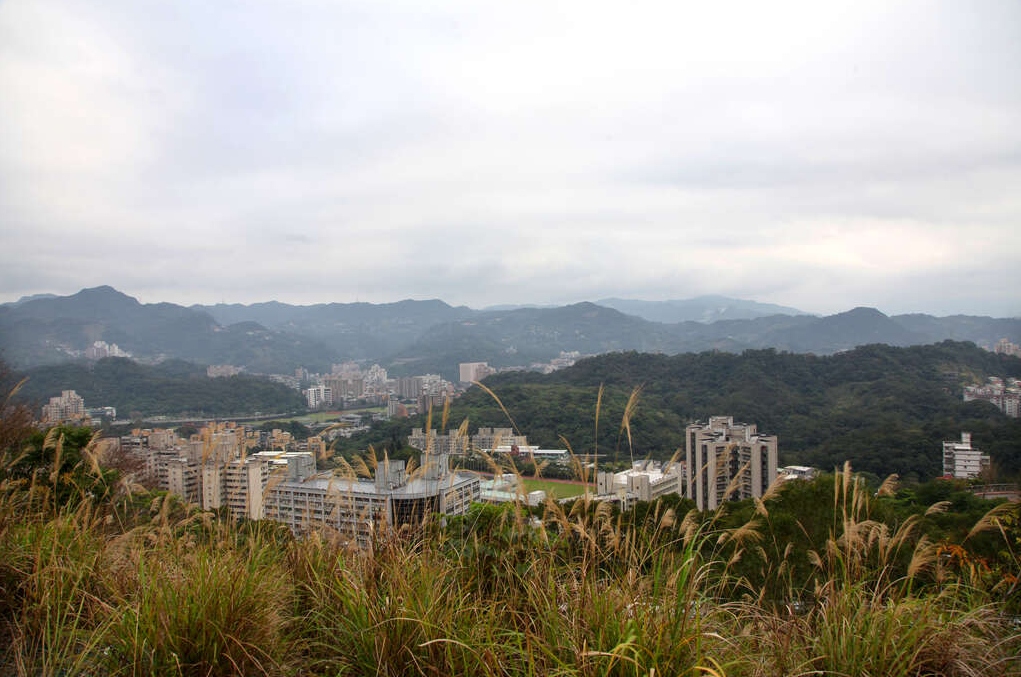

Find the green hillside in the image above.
[
  {"left": 355, "top": 341, "right": 1021, "bottom": 481},
  {"left": 13, "top": 357, "right": 307, "bottom": 418}
]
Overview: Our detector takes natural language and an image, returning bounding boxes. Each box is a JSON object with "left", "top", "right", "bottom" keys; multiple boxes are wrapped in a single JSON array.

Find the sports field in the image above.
[
  {"left": 261, "top": 407, "right": 385, "bottom": 425},
  {"left": 519, "top": 477, "right": 591, "bottom": 499}
]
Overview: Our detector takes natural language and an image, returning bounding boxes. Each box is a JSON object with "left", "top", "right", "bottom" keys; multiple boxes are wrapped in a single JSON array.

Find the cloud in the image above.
[{"left": 1, "top": 0, "right": 1019, "bottom": 316}]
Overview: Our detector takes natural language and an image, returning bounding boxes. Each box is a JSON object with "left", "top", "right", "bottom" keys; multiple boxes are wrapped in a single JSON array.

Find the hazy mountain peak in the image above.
[
  {"left": 596, "top": 296, "right": 808, "bottom": 324},
  {"left": 10, "top": 293, "right": 59, "bottom": 306},
  {"left": 837, "top": 306, "right": 888, "bottom": 318}
]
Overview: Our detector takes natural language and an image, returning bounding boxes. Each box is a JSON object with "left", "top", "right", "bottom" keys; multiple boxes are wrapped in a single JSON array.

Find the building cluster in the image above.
[
  {"left": 85, "top": 340, "right": 130, "bottom": 360},
  {"left": 993, "top": 338, "right": 1021, "bottom": 358},
  {"left": 40, "top": 389, "right": 117, "bottom": 425},
  {"left": 530, "top": 351, "right": 583, "bottom": 374},
  {"left": 299, "top": 362, "right": 458, "bottom": 414},
  {"left": 685, "top": 416, "right": 779, "bottom": 511},
  {"left": 594, "top": 460, "right": 684, "bottom": 510},
  {"left": 457, "top": 354, "right": 584, "bottom": 382},
  {"left": 942, "top": 432, "right": 991, "bottom": 479},
  {"left": 289, "top": 354, "right": 590, "bottom": 415},
  {"left": 41, "top": 390, "right": 85, "bottom": 423},
  {"left": 207, "top": 364, "right": 243, "bottom": 378},
  {"left": 963, "top": 376, "right": 1020, "bottom": 418},
  {"left": 121, "top": 422, "right": 480, "bottom": 542},
  {"left": 593, "top": 418, "right": 786, "bottom": 511},
  {"left": 407, "top": 426, "right": 568, "bottom": 463}
]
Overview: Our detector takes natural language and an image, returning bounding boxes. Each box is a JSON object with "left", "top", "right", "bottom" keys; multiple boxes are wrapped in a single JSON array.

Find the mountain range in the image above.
[{"left": 1, "top": 286, "right": 1018, "bottom": 380}]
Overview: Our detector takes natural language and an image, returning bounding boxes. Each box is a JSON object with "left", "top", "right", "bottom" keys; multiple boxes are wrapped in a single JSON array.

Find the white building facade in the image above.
[{"left": 942, "top": 432, "right": 991, "bottom": 479}]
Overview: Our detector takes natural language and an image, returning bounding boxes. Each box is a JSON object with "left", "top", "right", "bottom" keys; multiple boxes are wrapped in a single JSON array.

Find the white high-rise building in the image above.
[
  {"left": 685, "top": 416, "right": 778, "bottom": 511},
  {"left": 304, "top": 384, "right": 332, "bottom": 409},
  {"left": 942, "top": 432, "right": 990, "bottom": 479}
]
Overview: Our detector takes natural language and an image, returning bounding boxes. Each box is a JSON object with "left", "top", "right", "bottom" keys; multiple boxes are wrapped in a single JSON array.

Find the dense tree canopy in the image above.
[
  {"left": 345, "top": 342, "right": 1021, "bottom": 481},
  {"left": 13, "top": 358, "right": 307, "bottom": 418}
]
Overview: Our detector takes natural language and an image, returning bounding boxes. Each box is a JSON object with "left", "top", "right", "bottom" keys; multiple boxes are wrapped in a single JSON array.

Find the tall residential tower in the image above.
[{"left": 685, "top": 416, "right": 778, "bottom": 511}]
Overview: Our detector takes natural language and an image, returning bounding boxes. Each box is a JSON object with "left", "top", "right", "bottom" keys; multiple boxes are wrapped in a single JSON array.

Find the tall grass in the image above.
[{"left": 0, "top": 398, "right": 1018, "bottom": 675}]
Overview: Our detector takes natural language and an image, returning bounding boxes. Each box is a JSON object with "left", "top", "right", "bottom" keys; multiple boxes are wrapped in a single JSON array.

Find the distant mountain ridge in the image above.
[
  {"left": 596, "top": 295, "right": 809, "bottom": 323},
  {"left": 0, "top": 286, "right": 337, "bottom": 372},
  {"left": 192, "top": 298, "right": 473, "bottom": 359},
  {"left": 2, "top": 286, "right": 1019, "bottom": 378},
  {"left": 480, "top": 295, "right": 807, "bottom": 322}
]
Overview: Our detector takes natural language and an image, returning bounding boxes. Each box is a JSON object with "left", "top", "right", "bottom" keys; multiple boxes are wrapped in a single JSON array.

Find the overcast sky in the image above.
[{"left": 1, "top": 0, "right": 1019, "bottom": 316}]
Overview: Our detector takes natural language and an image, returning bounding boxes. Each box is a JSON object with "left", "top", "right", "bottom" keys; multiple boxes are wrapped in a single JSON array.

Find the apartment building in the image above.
[
  {"left": 458, "top": 362, "right": 495, "bottom": 384},
  {"left": 471, "top": 427, "right": 528, "bottom": 451},
  {"left": 324, "top": 376, "right": 364, "bottom": 401},
  {"left": 397, "top": 376, "right": 422, "bottom": 399},
  {"left": 993, "top": 338, "right": 1021, "bottom": 358},
  {"left": 167, "top": 458, "right": 201, "bottom": 503},
  {"left": 407, "top": 427, "right": 469, "bottom": 455},
  {"left": 685, "top": 416, "right": 778, "bottom": 511},
  {"left": 85, "top": 341, "right": 129, "bottom": 360},
  {"left": 200, "top": 450, "right": 315, "bottom": 520},
  {"left": 41, "top": 390, "right": 85, "bottom": 422},
  {"left": 942, "top": 432, "right": 991, "bottom": 479},
  {"left": 963, "top": 376, "right": 1020, "bottom": 419},
  {"left": 304, "top": 384, "right": 332, "bottom": 409}
]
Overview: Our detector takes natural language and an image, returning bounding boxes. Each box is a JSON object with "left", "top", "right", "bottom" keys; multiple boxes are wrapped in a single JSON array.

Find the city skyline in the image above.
[{"left": 2, "top": 1, "right": 1019, "bottom": 317}]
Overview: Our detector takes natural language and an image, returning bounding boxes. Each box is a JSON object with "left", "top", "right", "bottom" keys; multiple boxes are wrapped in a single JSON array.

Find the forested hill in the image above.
[
  {"left": 12, "top": 358, "right": 307, "bottom": 419},
  {"left": 375, "top": 342, "right": 1021, "bottom": 482}
]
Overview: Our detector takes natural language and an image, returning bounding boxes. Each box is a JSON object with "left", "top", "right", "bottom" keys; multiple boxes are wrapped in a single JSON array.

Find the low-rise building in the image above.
[
  {"left": 264, "top": 451, "right": 480, "bottom": 544},
  {"left": 407, "top": 428, "right": 469, "bottom": 455},
  {"left": 942, "top": 432, "right": 991, "bottom": 479},
  {"left": 778, "top": 465, "right": 818, "bottom": 481},
  {"left": 479, "top": 473, "right": 547, "bottom": 505},
  {"left": 596, "top": 460, "right": 684, "bottom": 503},
  {"left": 472, "top": 427, "right": 528, "bottom": 451},
  {"left": 487, "top": 445, "right": 569, "bottom": 464}
]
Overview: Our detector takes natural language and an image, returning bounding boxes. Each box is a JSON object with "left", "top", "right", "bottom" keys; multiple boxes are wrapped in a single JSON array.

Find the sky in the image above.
[{"left": 1, "top": 0, "right": 1019, "bottom": 317}]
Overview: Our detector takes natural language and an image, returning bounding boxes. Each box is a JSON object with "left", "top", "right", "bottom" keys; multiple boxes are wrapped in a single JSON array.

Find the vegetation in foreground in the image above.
[{"left": 1, "top": 371, "right": 1019, "bottom": 676}]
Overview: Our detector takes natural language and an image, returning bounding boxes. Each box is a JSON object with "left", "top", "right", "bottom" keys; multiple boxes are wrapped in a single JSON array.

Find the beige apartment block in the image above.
[{"left": 685, "top": 416, "right": 778, "bottom": 511}]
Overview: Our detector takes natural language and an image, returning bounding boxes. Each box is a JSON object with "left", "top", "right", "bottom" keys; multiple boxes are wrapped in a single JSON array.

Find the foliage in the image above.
[
  {"left": 0, "top": 423, "right": 1019, "bottom": 675},
  {"left": 352, "top": 341, "right": 1021, "bottom": 481},
  {"left": 258, "top": 420, "right": 312, "bottom": 442},
  {"left": 13, "top": 357, "right": 307, "bottom": 418}
]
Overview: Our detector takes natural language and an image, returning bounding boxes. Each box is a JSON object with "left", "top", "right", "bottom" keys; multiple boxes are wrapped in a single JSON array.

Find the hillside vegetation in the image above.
[
  {"left": 354, "top": 342, "right": 1021, "bottom": 481},
  {"left": 13, "top": 358, "right": 307, "bottom": 418},
  {"left": 0, "top": 418, "right": 1018, "bottom": 676}
]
